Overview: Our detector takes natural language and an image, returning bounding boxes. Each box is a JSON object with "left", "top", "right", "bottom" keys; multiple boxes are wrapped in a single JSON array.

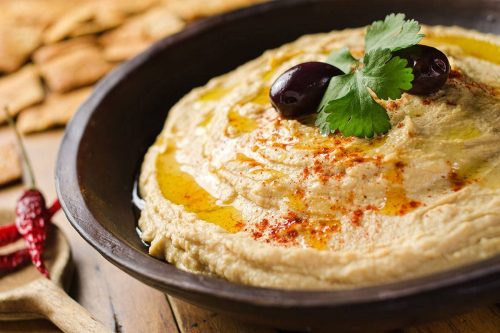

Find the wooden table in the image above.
[{"left": 0, "top": 128, "right": 498, "bottom": 333}]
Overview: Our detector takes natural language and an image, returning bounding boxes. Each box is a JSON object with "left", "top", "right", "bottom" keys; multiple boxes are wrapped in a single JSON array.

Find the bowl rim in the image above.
[{"left": 56, "top": 0, "right": 500, "bottom": 308}]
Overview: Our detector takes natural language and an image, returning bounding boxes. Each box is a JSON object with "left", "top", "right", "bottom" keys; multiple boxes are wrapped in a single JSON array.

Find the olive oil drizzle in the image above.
[
  {"left": 199, "top": 86, "right": 232, "bottom": 102},
  {"left": 156, "top": 144, "right": 243, "bottom": 233},
  {"left": 422, "top": 35, "right": 500, "bottom": 64},
  {"left": 381, "top": 163, "right": 421, "bottom": 216}
]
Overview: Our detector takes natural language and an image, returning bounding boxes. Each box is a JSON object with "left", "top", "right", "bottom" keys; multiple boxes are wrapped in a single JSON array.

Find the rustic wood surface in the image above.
[
  {"left": 0, "top": 210, "right": 108, "bottom": 333},
  {"left": 0, "top": 128, "right": 498, "bottom": 333}
]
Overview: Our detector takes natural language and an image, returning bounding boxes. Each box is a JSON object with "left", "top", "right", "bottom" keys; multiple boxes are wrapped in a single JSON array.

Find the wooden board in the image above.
[{"left": 0, "top": 128, "right": 498, "bottom": 333}]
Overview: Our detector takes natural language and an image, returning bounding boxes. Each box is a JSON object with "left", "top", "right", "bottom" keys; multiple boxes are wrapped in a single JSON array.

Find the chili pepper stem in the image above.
[{"left": 3, "top": 107, "right": 37, "bottom": 189}]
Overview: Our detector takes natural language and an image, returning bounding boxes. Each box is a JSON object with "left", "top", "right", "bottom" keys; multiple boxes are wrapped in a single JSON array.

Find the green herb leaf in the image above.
[
  {"left": 365, "top": 13, "right": 423, "bottom": 53},
  {"left": 362, "top": 48, "right": 414, "bottom": 99},
  {"left": 326, "top": 47, "right": 358, "bottom": 74},
  {"left": 316, "top": 13, "right": 423, "bottom": 138},
  {"left": 316, "top": 48, "right": 414, "bottom": 138},
  {"left": 318, "top": 89, "right": 390, "bottom": 138}
]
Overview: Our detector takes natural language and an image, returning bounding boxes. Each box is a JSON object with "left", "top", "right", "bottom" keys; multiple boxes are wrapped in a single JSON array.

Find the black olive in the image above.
[
  {"left": 269, "top": 62, "right": 343, "bottom": 118},
  {"left": 395, "top": 45, "right": 450, "bottom": 95}
]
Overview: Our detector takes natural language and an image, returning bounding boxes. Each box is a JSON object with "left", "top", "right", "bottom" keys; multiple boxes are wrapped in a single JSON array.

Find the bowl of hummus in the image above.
[{"left": 56, "top": 0, "right": 500, "bottom": 331}]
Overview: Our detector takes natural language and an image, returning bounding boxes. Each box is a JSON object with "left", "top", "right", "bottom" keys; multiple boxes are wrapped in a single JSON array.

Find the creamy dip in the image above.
[{"left": 139, "top": 25, "right": 500, "bottom": 289}]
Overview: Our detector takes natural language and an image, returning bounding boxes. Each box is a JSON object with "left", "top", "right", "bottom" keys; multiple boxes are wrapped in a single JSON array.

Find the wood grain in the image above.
[
  {"left": 0, "top": 128, "right": 498, "bottom": 333},
  {"left": 168, "top": 297, "right": 276, "bottom": 333},
  {"left": 0, "top": 128, "right": 179, "bottom": 333},
  {"left": 407, "top": 305, "right": 500, "bottom": 333},
  {"left": 0, "top": 319, "right": 60, "bottom": 333}
]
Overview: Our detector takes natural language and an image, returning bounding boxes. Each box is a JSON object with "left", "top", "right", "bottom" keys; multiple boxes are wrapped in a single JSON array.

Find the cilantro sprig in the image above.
[
  {"left": 316, "top": 13, "right": 424, "bottom": 138},
  {"left": 365, "top": 13, "right": 424, "bottom": 53}
]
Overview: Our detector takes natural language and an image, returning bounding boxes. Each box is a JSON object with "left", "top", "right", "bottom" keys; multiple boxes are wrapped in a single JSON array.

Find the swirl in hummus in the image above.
[{"left": 139, "top": 25, "right": 500, "bottom": 289}]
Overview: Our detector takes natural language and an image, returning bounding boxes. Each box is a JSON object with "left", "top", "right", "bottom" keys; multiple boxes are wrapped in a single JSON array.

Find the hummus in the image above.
[{"left": 139, "top": 25, "right": 500, "bottom": 289}]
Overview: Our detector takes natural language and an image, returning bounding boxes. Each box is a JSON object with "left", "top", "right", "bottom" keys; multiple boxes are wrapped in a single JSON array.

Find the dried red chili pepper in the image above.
[
  {"left": 48, "top": 200, "right": 61, "bottom": 217},
  {"left": 15, "top": 189, "right": 51, "bottom": 278},
  {"left": 0, "top": 200, "right": 60, "bottom": 248},
  {"left": 0, "top": 223, "right": 21, "bottom": 247},
  {"left": 0, "top": 199, "right": 60, "bottom": 273},
  {"left": 2, "top": 107, "right": 60, "bottom": 278},
  {"left": 0, "top": 248, "right": 30, "bottom": 272}
]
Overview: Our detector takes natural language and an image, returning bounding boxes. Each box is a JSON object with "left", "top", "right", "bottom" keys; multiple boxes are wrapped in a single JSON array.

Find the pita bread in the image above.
[
  {"left": 164, "top": 0, "right": 266, "bottom": 21},
  {"left": 0, "top": 65, "right": 44, "bottom": 123},
  {"left": 100, "top": 6, "right": 185, "bottom": 62},
  {"left": 102, "top": 41, "right": 154, "bottom": 63},
  {"left": 0, "top": 0, "right": 78, "bottom": 30},
  {"left": 33, "top": 36, "right": 97, "bottom": 64},
  {"left": 37, "top": 42, "right": 113, "bottom": 93},
  {"left": 43, "top": 0, "right": 160, "bottom": 44},
  {"left": 0, "top": 24, "right": 43, "bottom": 73},
  {"left": 17, "top": 87, "right": 92, "bottom": 134},
  {"left": 44, "top": 3, "right": 101, "bottom": 44},
  {"left": 0, "top": 142, "right": 22, "bottom": 187}
]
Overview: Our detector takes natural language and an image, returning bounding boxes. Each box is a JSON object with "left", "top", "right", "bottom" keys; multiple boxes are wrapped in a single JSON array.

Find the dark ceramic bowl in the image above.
[{"left": 56, "top": 0, "right": 500, "bottom": 331}]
